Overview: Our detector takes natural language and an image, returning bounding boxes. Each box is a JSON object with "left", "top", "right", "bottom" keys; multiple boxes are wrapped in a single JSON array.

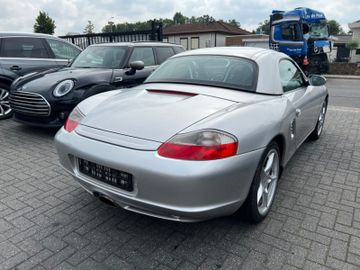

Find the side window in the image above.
[
  {"left": 173, "top": 46, "right": 185, "bottom": 54},
  {"left": 129, "top": 47, "right": 155, "bottom": 66},
  {"left": 47, "top": 39, "right": 81, "bottom": 60},
  {"left": 281, "top": 23, "right": 301, "bottom": 41},
  {"left": 0, "top": 37, "right": 49, "bottom": 58},
  {"left": 279, "top": 60, "right": 305, "bottom": 92},
  {"left": 155, "top": 47, "right": 175, "bottom": 64}
]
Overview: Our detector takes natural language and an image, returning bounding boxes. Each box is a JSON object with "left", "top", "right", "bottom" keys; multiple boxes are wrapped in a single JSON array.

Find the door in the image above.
[
  {"left": 45, "top": 38, "right": 81, "bottom": 67},
  {"left": 280, "top": 59, "right": 314, "bottom": 147},
  {"left": 0, "top": 37, "right": 57, "bottom": 76},
  {"left": 121, "top": 47, "right": 157, "bottom": 87}
]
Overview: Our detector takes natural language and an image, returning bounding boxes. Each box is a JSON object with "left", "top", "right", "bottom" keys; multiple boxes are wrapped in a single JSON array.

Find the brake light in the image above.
[
  {"left": 147, "top": 89, "right": 196, "bottom": 96},
  {"left": 64, "top": 107, "right": 85, "bottom": 132},
  {"left": 158, "top": 130, "right": 238, "bottom": 160}
]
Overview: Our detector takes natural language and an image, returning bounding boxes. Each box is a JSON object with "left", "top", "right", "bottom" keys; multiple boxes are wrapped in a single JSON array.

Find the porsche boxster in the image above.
[{"left": 55, "top": 47, "right": 328, "bottom": 223}]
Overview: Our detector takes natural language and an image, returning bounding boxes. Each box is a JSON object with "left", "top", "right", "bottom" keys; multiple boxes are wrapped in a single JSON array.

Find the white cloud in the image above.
[{"left": 0, "top": 0, "right": 358, "bottom": 35}]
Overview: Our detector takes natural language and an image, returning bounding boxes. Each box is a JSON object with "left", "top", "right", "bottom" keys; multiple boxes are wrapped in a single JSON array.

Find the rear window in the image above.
[
  {"left": 145, "top": 55, "right": 257, "bottom": 92},
  {"left": 0, "top": 37, "right": 49, "bottom": 58}
]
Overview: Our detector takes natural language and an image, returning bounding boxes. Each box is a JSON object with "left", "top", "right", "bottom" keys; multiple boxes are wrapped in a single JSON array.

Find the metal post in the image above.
[
  {"left": 157, "top": 22, "right": 163, "bottom": 41},
  {"left": 150, "top": 20, "right": 156, "bottom": 41}
]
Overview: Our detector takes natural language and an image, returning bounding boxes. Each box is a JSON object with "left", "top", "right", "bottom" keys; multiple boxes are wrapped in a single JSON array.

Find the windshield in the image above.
[
  {"left": 145, "top": 55, "right": 257, "bottom": 92},
  {"left": 71, "top": 46, "right": 127, "bottom": 68},
  {"left": 305, "top": 23, "right": 329, "bottom": 39}
]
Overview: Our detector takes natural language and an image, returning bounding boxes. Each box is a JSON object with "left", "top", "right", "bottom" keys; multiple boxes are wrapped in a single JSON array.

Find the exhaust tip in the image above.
[{"left": 93, "top": 192, "right": 119, "bottom": 207}]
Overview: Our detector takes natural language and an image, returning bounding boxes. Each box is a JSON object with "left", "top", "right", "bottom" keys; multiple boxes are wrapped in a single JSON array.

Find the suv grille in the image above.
[{"left": 10, "top": 91, "right": 51, "bottom": 117}]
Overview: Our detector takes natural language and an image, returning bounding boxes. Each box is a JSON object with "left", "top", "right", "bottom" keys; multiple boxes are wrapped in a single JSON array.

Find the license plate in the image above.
[
  {"left": 323, "top": 46, "right": 330, "bottom": 53},
  {"left": 78, "top": 158, "right": 133, "bottom": 191}
]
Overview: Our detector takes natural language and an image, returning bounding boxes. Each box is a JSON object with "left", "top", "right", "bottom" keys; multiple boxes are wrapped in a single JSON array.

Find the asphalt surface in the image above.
[
  {"left": 327, "top": 79, "right": 360, "bottom": 109},
  {"left": 0, "top": 79, "right": 359, "bottom": 270}
]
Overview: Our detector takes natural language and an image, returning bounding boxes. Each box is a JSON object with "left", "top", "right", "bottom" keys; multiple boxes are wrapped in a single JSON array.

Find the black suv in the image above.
[
  {"left": 0, "top": 32, "right": 82, "bottom": 119},
  {"left": 10, "top": 42, "right": 184, "bottom": 127}
]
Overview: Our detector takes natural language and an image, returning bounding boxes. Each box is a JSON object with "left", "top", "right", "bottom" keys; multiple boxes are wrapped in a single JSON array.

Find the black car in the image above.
[
  {"left": 9, "top": 42, "right": 184, "bottom": 127},
  {"left": 0, "top": 32, "right": 82, "bottom": 119}
]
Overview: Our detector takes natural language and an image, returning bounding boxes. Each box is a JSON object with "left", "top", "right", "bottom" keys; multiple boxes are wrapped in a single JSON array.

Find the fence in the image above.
[{"left": 59, "top": 21, "right": 163, "bottom": 49}]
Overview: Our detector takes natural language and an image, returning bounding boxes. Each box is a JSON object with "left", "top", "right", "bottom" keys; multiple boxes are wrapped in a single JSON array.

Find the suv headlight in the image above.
[{"left": 53, "top": 80, "right": 75, "bottom": 97}]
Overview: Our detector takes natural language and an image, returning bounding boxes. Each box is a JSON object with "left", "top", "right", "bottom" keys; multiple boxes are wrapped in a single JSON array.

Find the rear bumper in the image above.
[{"left": 55, "top": 127, "right": 264, "bottom": 222}]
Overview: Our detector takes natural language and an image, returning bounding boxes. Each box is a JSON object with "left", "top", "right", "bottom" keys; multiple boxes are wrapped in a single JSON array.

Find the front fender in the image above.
[
  {"left": 80, "top": 83, "right": 116, "bottom": 100},
  {"left": 0, "top": 68, "right": 17, "bottom": 85}
]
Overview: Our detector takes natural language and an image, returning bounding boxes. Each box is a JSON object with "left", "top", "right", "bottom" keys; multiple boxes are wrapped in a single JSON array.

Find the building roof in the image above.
[{"left": 163, "top": 21, "right": 250, "bottom": 36}]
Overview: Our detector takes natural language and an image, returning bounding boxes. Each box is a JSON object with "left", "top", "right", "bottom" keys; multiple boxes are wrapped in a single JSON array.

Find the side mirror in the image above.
[
  {"left": 309, "top": 75, "right": 326, "bottom": 86},
  {"left": 126, "top": 61, "right": 144, "bottom": 75}
]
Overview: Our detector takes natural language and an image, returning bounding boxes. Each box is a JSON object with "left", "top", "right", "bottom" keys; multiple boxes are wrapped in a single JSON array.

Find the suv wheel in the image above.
[{"left": 0, "top": 83, "right": 12, "bottom": 119}]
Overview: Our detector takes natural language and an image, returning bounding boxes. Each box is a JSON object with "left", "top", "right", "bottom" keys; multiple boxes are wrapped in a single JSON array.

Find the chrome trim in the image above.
[
  {"left": 0, "top": 57, "right": 68, "bottom": 62},
  {"left": 9, "top": 91, "right": 51, "bottom": 116}
]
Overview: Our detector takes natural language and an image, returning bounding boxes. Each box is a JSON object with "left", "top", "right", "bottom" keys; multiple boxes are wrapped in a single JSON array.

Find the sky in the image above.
[{"left": 0, "top": 0, "right": 359, "bottom": 36}]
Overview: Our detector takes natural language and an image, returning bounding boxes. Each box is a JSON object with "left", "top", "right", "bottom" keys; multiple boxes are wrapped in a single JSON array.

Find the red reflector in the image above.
[
  {"left": 147, "top": 89, "right": 196, "bottom": 96},
  {"left": 303, "top": 56, "right": 309, "bottom": 66},
  {"left": 64, "top": 118, "right": 79, "bottom": 133},
  {"left": 158, "top": 142, "right": 238, "bottom": 160}
]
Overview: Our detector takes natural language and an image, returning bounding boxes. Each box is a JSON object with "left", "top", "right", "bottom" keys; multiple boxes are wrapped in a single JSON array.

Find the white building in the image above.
[
  {"left": 348, "top": 20, "right": 360, "bottom": 63},
  {"left": 163, "top": 22, "right": 250, "bottom": 50}
]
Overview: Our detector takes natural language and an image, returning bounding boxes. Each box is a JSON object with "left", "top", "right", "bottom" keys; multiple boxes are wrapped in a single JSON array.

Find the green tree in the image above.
[
  {"left": 196, "top": 15, "right": 216, "bottom": 23},
  {"left": 346, "top": 39, "right": 359, "bottom": 58},
  {"left": 173, "top": 12, "right": 188, "bottom": 24},
  {"left": 227, "top": 19, "right": 240, "bottom": 27},
  {"left": 33, "top": 11, "right": 56, "bottom": 34},
  {"left": 327, "top": 20, "right": 345, "bottom": 35},
  {"left": 255, "top": 19, "right": 270, "bottom": 35},
  {"left": 83, "top": 20, "right": 95, "bottom": 34}
]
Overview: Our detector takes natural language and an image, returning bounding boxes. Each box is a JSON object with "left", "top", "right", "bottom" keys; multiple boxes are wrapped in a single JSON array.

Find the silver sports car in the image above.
[{"left": 55, "top": 47, "right": 328, "bottom": 223}]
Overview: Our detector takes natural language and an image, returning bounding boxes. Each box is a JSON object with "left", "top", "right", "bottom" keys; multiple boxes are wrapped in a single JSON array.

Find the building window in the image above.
[
  {"left": 356, "top": 49, "right": 360, "bottom": 55},
  {"left": 191, "top": 37, "right": 199, "bottom": 50},
  {"left": 162, "top": 37, "right": 169, "bottom": 43},
  {"left": 180, "top": 38, "right": 188, "bottom": 50}
]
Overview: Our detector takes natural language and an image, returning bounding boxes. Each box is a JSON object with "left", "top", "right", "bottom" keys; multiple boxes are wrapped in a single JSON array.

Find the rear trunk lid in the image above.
[{"left": 80, "top": 88, "right": 236, "bottom": 144}]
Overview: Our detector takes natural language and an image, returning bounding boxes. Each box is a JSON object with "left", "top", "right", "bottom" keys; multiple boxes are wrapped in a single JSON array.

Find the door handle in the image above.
[
  {"left": 295, "top": 108, "right": 301, "bottom": 117},
  {"left": 10, "top": 65, "right": 22, "bottom": 71}
]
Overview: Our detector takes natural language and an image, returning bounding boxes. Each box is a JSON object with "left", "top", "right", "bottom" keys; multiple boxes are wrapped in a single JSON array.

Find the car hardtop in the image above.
[{"left": 172, "top": 46, "right": 289, "bottom": 61}]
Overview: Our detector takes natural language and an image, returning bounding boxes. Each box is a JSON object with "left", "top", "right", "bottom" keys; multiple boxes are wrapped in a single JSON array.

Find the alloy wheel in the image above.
[
  {"left": 317, "top": 102, "right": 327, "bottom": 136},
  {"left": 257, "top": 149, "right": 279, "bottom": 216},
  {"left": 0, "top": 88, "right": 12, "bottom": 118}
]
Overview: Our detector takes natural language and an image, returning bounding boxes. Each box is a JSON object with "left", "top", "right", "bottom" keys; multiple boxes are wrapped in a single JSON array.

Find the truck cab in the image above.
[{"left": 269, "top": 7, "right": 331, "bottom": 74}]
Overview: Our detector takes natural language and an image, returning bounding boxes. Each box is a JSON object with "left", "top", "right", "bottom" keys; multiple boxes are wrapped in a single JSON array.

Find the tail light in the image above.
[
  {"left": 64, "top": 107, "right": 85, "bottom": 133},
  {"left": 303, "top": 56, "right": 309, "bottom": 66},
  {"left": 158, "top": 130, "right": 238, "bottom": 160}
]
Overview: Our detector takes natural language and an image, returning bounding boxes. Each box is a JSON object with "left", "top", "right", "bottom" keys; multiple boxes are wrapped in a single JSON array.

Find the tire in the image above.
[
  {"left": 242, "top": 142, "right": 280, "bottom": 223},
  {"left": 0, "top": 83, "right": 12, "bottom": 120},
  {"left": 309, "top": 100, "right": 327, "bottom": 140}
]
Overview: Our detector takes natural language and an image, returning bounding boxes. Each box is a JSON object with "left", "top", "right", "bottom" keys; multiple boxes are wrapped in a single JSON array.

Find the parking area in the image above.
[{"left": 0, "top": 78, "right": 359, "bottom": 270}]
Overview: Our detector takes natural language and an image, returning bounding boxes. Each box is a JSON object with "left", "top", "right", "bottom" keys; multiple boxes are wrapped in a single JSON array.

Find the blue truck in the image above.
[{"left": 269, "top": 7, "right": 331, "bottom": 74}]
